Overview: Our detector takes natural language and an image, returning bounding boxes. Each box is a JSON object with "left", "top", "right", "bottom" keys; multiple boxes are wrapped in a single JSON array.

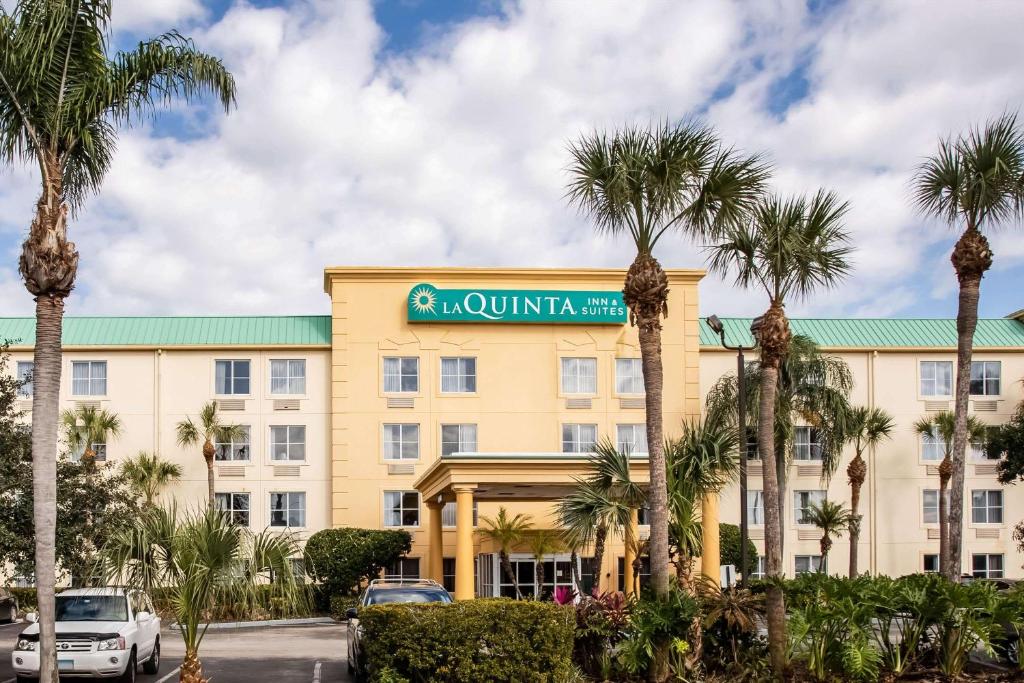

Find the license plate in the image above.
[{"left": 58, "top": 659, "right": 74, "bottom": 671}]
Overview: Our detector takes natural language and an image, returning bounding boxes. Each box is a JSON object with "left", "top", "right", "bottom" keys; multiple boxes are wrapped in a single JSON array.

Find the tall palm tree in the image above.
[
  {"left": 566, "top": 121, "right": 769, "bottom": 618},
  {"left": 556, "top": 439, "right": 645, "bottom": 592},
  {"left": 60, "top": 405, "right": 121, "bottom": 471},
  {"left": 804, "top": 499, "right": 853, "bottom": 575},
  {"left": 121, "top": 451, "right": 183, "bottom": 508},
  {"left": 176, "top": 401, "right": 246, "bottom": 507},
  {"left": 102, "top": 505, "right": 301, "bottom": 683},
  {"left": 912, "top": 113, "right": 1024, "bottom": 581},
  {"left": 708, "top": 190, "right": 852, "bottom": 675},
  {"left": 843, "top": 406, "right": 895, "bottom": 577},
  {"left": 526, "top": 530, "right": 562, "bottom": 600},
  {"left": 0, "top": 3, "right": 234, "bottom": 677},
  {"left": 479, "top": 507, "right": 533, "bottom": 599},
  {"left": 913, "top": 411, "right": 987, "bottom": 577}
]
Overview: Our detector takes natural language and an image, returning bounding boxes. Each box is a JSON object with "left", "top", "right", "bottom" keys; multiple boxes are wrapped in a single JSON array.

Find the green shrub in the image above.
[
  {"left": 358, "top": 598, "right": 574, "bottom": 682},
  {"left": 618, "top": 586, "right": 698, "bottom": 677},
  {"left": 304, "top": 528, "right": 412, "bottom": 599},
  {"left": 719, "top": 523, "right": 758, "bottom": 577},
  {"left": 330, "top": 594, "right": 358, "bottom": 621},
  {"left": 8, "top": 587, "right": 37, "bottom": 614}
]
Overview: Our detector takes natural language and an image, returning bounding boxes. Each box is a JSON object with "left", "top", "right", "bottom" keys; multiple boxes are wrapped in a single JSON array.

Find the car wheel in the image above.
[
  {"left": 143, "top": 638, "right": 160, "bottom": 674},
  {"left": 119, "top": 649, "right": 136, "bottom": 683}
]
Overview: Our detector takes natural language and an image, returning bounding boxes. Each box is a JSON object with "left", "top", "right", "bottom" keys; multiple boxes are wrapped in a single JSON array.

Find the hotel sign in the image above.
[{"left": 407, "top": 284, "right": 627, "bottom": 324}]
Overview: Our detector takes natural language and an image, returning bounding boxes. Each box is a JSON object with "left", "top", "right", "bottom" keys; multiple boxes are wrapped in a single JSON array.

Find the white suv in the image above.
[{"left": 12, "top": 587, "right": 161, "bottom": 682}]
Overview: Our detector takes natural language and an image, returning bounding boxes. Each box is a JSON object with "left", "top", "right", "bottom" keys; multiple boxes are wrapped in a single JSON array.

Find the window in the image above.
[
  {"left": 215, "top": 359, "right": 250, "bottom": 395},
  {"left": 615, "top": 358, "right": 644, "bottom": 394},
  {"left": 923, "top": 489, "right": 941, "bottom": 525},
  {"left": 441, "top": 424, "right": 476, "bottom": 456},
  {"left": 215, "top": 493, "right": 251, "bottom": 526},
  {"left": 751, "top": 556, "right": 766, "bottom": 579},
  {"left": 383, "top": 424, "right": 420, "bottom": 460},
  {"left": 562, "top": 423, "right": 597, "bottom": 454},
  {"left": 794, "top": 555, "right": 822, "bottom": 575},
  {"left": 616, "top": 424, "right": 648, "bottom": 454},
  {"left": 921, "top": 432, "right": 947, "bottom": 461},
  {"left": 923, "top": 554, "right": 939, "bottom": 573},
  {"left": 794, "top": 427, "right": 822, "bottom": 461},
  {"left": 16, "top": 361, "right": 33, "bottom": 397},
  {"left": 971, "top": 429, "right": 997, "bottom": 461},
  {"left": 384, "top": 557, "right": 420, "bottom": 580},
  {"left": 442, "top": 501, "right": 478, "bottom": 528},
  {"left": 270, "top": 425, "right": 306, "bottom": 462},
  {"left": 747, "top": 490, "right": 764, "bottom": 526},
  {"left": 970, "top": 361, "right": 1000, "bottom": 396},
  {"left": 744, "top": 428, "right": 759, "bottom": 460},
  {"left": 794, "top": 490, "right": 826, "bottom": 525},
  {"left": 269, "top": 492, "right": 305, "bottom": 528},
  {"left": 441, "top": 357, "right": 476, "bottom": 393},
  {"left": 617, "top": 556, "right": 651, "bottom": 592},
  {"left": 442, "top": 558, "right": 456, "bottom": 592},
  {"left": 920, "top": 360, "right": 953, "bottom": 396},
  {"left": 971, "top": 490, "right": 1003, "bottom": 524},
  {"left": 71, "top": 361, "right": 107, "bottom": 396},
  {"left": 383, "top": 357, "right": 418, "bottom": 393},
  {"left": 637, "top": 506, "right": 650, "bottom": 525},
  {"left": 291, "top": 559, "right": 306, "bottom": 583},
  {"left": 384, "top": 491, "right": 420, "bottom": 527},
  {"left": 561, "top": 358, "right": 596, "bottom": 394},
  {"left": 215, "top": 425, "right": 251, "bottom": 462},
  {"left": 270, "top": 359, "right": 306, "bottom": 395},
  {"left": 91, "top": 442, "right": 107, "bottom": 462},
  {"left": 972, "top": 554, "right": 1004, "bottom": 579}
]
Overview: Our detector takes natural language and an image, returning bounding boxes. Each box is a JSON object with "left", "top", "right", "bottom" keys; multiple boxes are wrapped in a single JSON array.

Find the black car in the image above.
[
  {"left": 346, "top": 579, "right": 452, "bottom": 680},
  {"left": 0, "top": 589, "right": 18, "bottom": 623}
]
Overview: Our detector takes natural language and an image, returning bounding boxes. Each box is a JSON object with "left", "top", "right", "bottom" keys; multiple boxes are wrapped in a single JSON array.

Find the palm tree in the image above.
[
  {"left": 843, "top": 406, "right": 895, "bottom": 577},
  {"left": 0, "top": 3, "right": 234, "bottom": 676},
  {"left": 566, "top": 121, "right": 769, "bottom": 617},
  {"left": 479, "top": 507, "right": 533, "bottom": 599},
  {"left": 556, "top": 439, "right": 645, "bottom": 592},
  {"left": 60, "top": 405, "right": 121, "bottom": 471},
  {"left": 121, "top": 451, "right": 183, "bottom": 508},
  {"left": 912, "top": 113, "right": 1024, "bottom": 581},
  {"left": 102, "top": 505, "right": 302, "bottom": 683},
  {"left": 913, "top": 411, "right": 987, "bottom": 577},
  {"left": 708, "top": 190, "right": 853, "bottom": 675},
  {"left": 804, "top": 500, "right": 853, "bottom": 575},
  {"left": 176, "top": 401, "right": 246, "bottom": 507},
  {"left": 526, "top": 530, "right": 562, "bottom": 600}
]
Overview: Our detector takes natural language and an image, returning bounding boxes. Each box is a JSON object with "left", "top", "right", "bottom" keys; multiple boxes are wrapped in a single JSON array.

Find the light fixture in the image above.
[{"left": 705, "top": 314, "right": 724, "bottom": 335}]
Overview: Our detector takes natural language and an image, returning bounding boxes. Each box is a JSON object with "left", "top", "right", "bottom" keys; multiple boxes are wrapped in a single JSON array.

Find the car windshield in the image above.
[
  {"left": 365, "top": 589, "right": 452, "bottom": 605},
  {"left": 55, "top": 595, "right": 128, "bottom": 622}
]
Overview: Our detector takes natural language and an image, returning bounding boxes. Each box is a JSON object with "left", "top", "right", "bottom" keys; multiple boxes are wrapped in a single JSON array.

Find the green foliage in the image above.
[
  {"left": 358, "top": 599, "right": 574, "bottom": 682},
  {"left": 617, "top": 586, "right": 699, "bottom": 677},
  {"left": 330, "top": 594, "right": 358, "bottom": 621},
  {"left": 718, "top": 523, "right": 757, "bottom": 577},
  {"left": 571, "top": 591, "right": 631, "bottom": 679},
  {"left": 990, "top": 403, "right": 1024, "bottom": 485},
  {"left": 303, "top": 527, "right": 412, "bottom": 598},
  {"left": 7, "top": 587, "right": 36, "bottom": 613}
]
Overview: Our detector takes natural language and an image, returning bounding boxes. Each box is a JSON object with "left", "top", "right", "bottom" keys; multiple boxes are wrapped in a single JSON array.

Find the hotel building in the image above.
[{"left": 2, "top": 266, "right": 1022, "bottom": 595}]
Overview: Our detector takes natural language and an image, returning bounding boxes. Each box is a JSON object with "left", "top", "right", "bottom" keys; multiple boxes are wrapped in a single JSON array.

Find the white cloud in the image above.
[{"left": 112, "top": 0, "right": 206, "bottom": 32}]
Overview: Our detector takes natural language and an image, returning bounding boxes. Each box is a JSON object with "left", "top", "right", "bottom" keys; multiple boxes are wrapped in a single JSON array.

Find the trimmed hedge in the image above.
[
  {"left": 304, "top": 527, "right": 412, "bottom": 600},
  {"left": 330, "top": 594, "right": 358, "bottom": 621},
  {"left": 357, "top": 599, "right": 574, "bottom": 682}
]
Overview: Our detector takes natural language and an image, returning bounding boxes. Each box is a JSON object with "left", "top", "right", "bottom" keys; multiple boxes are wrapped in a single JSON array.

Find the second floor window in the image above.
[
  {"left": 383, "top": 357, "right": 418, "bottom": 393},
  {"left": 920, "top": 360, "right": 952, "bottom": 397},
  {"left": 615, "top": 358, "right": 643, "bottom": 394},
  {"left": 441, "top": 424, "right": 477, "bottom": 456},
  {"left": 747, "top": 490, "right": 764, "bottom": 526},
  {"left": 561, "top": 357, "right": 596, "bottom": 394},
  {"left": 215, "top": 426, "right": 251, "bottom": 462},
  {"left": 270, "top": 425, "right": 306, "bottom": 461},
  {"left": 441, "top": 357, "right": 476, "bottom": 393},
  {"left": 383, "top": 424, "right": 419, "bottom": 460},
  {"left": 794, "top": 490, "right": 826, "bottom": 525},
  {"left": 922, "top": 489, "right": 948, "bottom": 524},
  {"left": 616, "top": 424, "right": 648, "bottom": 454},
  {"left": 16, "top": 361, "right": 33, "bottom": 397},
  {"left": 270, "top": 492, "right": 305, "bottom": 528},
  {"left": 442, "top": 500, "right": 479, "bottom": 527},
  {"left": 384, "top": 491, "right": 420, "bottom": 527},
  {"left": 970, "top": 361, "right": 1000, "bottom": 396},
  {"left": 921, "top": 433, "right": 946, "bottom": 461},
  {"left": 562, "top": 423, "right": 597, "bottom": 454},
  {"left": 216, "top": 493, "right": 251, "bottom": 526},
  {"left": 794, "top": 427, "right": 822, "bottom": 461},
  {"left": 215, "top": 359, "right": 250, "bottom": 395},
  {"left": 971, "top": 490, "right": 1003, "bottom": 524},
  {"left": 271, "top": 359, "right": 306, "bottom": 395},
  {"left": 71, "top": 361, "right": 107, "bottom": 396}
]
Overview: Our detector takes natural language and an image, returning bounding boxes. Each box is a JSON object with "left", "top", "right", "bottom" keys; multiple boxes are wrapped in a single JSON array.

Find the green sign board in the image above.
[{"left": 407, "top": 283, "right": 627, "bottom": 324}]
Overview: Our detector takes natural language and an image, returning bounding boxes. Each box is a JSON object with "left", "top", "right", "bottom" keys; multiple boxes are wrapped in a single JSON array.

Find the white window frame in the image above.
[
  {"left": 269, "top": 425, "right": 306, "bottom": 462},
  {"left": 614, "top": 358, "right": 644, "bottom": 395},
  {"left": 215, "top": 359, "right": 251, "bottom": 396},
  {"left": 441, "top": 424, "right": 477, "bottom": 456},
  {"left": 270, "top": 359, "right": 306, "bottom": 396},
  {"left": 616, "top": 424, "right": 648, "bottom": 455},
  {"left": 793, "top": 426, "right": 823, "bottom": 461},
  {"left": 440, "top": 357, "right": 477, "bottom": 394},
  {"left": 382, "top": 357, "right": 419, "bottom": 394},
  {"left": 923, "top": 554, "right": 939, "bottom": 573},
  {"left": 794, "top": 555, "right": 822, "bottom": 575},
  {"left": 442, "top": 501, "right": 479, "bottom": 528},
  {"left": 16, "top": 361, "right": 33, "bottom": 398},
  {"left": 562, "top": 423, "right": 597, "bottom": 454},
  {"left": 560, "top": 357, "right": 597, "bottom": 395},
  {"left": 71, "top": 360, "right": 107, "bottom": 397},
  {"left": 971, "top": 489, "right": 1003, "bottom": 525},
  {"left": 751, "top": 556, "right": 766, "bottom": 579},
  {"left": 384, "top": 557, "right": 421, "bottom": 580},
  {"left": 216, "top": 492, "right": 251, "bottom": 527},
  {"left": 269, "top": 492, "right": 305, "bottom": 528},
  {"left": 919, "top": 360, "right": 953, "bottom": 397},
  {"left": 794, "top": 490, "right": 826, "bottom": 526},
  {"left": 972, "top": 553, "right": 1004, "bottom": 579},
  {"left": 382, "top": 424, "right": 420, "bottom": 461},
  {"left": 922, "top": 489, "right": 946, "bottom": 525},
  {"left": 969, "top": 360, "right": 1001, "bottom": 397},
  {"left": 215, "top": 425, "right": 251, "bottom": 462},
  {"left": 747, "top": 490, "right": 764, "bottom": 526},
  {"left": 921, "top": 432, "right": 946, "bottom": 462},
  {"left": 383, "top": 490, "right": 420, "bottom": 528}
]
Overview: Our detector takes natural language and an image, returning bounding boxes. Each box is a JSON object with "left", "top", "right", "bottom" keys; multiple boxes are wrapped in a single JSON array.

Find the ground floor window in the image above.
[
  {"left": 794, "top": 555, "right": 822, "bottom": 575},
  {"left": 923, "top": 554, "right": 939, "bottom": 573},
  {"left": 499, "top": 559, "right": 536, "bottom": 598},
  {"left": 269, "top": 492, "right": 305, "bottom": 528},
  {"left": 385, "top": 558, "right": 421, "bottom": 580},
  {"left": 215, "top": 492, "right": 251, "bottom": 526},
  {"left": 750, "top": 555, "right": 766, "bottom": 579},
  {"left": 617, "top": 556, "right": 651, "bottom": 592},
  {"left": 443, "top": 558, "right": 456, "bottom": 592},
  {"left": 972, "top": 554, "right": 1003, "bottom": 579}
]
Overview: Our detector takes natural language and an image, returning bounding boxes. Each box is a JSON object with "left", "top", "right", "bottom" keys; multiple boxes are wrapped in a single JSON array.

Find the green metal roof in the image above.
[
  {"left": 699, "top": 318, "right": 1024, "bottom": 349},
  {"left": 0, "top": 316, "right": 332, "bottom": 348}
]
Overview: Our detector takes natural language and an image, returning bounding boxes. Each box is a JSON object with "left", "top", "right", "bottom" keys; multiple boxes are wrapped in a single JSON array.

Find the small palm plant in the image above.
[
  {"left": 176, "top": 401, "right": 246, "bottom": 507},
  {"left": 479, "top": 507, "right": 533, "bottom": 599},
  {"left": 843, "top": 406, "right": 895, "bottom": 576},
  {"left": 60, "top": 405, "right": 121, "bottom": 471},
  {"left": 121, "top": 451, "right": 183, "bottom": 508},
  {"left": 526, "top": 530, "right": 562, "bottom": 600},
  {"left": 804, "top": 500, "right": 854, "bottom": 574}
]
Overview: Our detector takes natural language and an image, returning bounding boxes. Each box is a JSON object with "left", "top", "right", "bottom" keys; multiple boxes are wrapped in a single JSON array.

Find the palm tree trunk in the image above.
[
  {"left": 180, "top": 647, "right": 205, "bottom": 683},
  {"left": 848, "top": 453, "right": 866, "bottom": 577},
  {"left": 592, "top": 524, "right": 607, "bottom": 592},
  {"left": 499, "top": 550, "right": 521, "bottom": 599},
  {"left": 775, "top": 441, "right": 787, "bottom": 555},
  {"left": 939, "top": 460, "right": 951, "bottom": 577},
  {"left": 638, "top": 322, "right": 670, "bottom": 600},
  {"left": 535, "top": 559, "right": 545, "bottom": 599},
  {"left": 203, "top": 439, "right": 216, "bottom": 507},
  {"left": 759, "top": 363, "right": 787, "bottom": 677},
  {"left": 820, "top": 537, "right": 831, "bottom": 575}
]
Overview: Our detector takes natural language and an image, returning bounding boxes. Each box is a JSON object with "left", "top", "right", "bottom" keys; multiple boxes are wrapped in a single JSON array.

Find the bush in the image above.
[
  {"left": 358, "top": 598, "right": 574, "bottom": 682},
  {"left": 304, "top": 527, "right": 412, "bottom": 600},
  {"left": 330, "top": 594, "right": 358, "bottom": 621},
  {"left": 8, "top": 587, "right": 37, "bottom": 614},
  {"left": 719, "top": 523, "right": 758, "bottom": 578}
]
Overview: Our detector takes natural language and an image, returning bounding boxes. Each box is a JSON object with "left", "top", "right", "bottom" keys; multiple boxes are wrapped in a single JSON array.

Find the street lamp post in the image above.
[{"left": 705, "top": 314, "right": 757, "bottom": 588}]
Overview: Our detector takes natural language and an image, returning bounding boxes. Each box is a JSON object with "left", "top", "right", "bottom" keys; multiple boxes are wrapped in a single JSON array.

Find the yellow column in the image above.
[
  {"left": 701, "top": 493, "right": 720, "bottom": 587},
  {"left": 453, "top": 486, "right": 477, "bottom": 600},
  {"left": 624, "top": 508, "right": 639, "bottom": 597},
  {"left": 426, "top": 500, "right": 444, "bottom": 584}
]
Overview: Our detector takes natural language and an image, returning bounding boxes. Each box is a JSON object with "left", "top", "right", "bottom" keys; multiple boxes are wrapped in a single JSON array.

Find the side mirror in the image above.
[
  {"left": 137, "top": 611, "right": 152, "bottom": 621},
  {"left": 26, "top": 612, "right": 37, "bottom": 623},
  {"left": 345, "top": 608, "right": 358, "bottom": 620}
]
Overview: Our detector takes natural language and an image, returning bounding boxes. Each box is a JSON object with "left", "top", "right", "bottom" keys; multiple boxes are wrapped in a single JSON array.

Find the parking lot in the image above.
[{"left": 0, "top": 621, "right": 351, "bottom": 683}]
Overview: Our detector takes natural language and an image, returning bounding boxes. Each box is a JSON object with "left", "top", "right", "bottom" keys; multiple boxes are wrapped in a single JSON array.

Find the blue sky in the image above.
[{"left": 0, "top": 0, "right": 1022, "bottom": 319}]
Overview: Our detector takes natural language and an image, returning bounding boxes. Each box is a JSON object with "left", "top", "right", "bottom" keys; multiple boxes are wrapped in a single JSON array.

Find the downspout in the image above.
[
  {"left": 869, "top": 350, "right": 878, "bottom": 575},
  {"left": 154, "top": 349, "right": 163, "bottom": 453}
]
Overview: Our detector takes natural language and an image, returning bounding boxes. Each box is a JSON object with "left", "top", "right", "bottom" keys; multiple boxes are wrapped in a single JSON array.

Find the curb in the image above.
[{"left": 170, "top": 617, "right": 336, "bottom": 631}]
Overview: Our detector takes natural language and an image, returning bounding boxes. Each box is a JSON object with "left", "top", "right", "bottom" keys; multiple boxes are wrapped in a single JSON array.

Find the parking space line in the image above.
[
  {"left": 312, "top": 660, "right": 322, "bottom": 683},
  {"left": 155, "top": 666, "right": 181, "bottom": 683},
  {"left": 3, "top": 677, "right": 15, "bottom": 683}
]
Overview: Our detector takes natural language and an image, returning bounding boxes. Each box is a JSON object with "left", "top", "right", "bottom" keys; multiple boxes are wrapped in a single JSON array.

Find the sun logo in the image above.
[{"left": 410, "top": 286, "right": 437, "bottom": 314}]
